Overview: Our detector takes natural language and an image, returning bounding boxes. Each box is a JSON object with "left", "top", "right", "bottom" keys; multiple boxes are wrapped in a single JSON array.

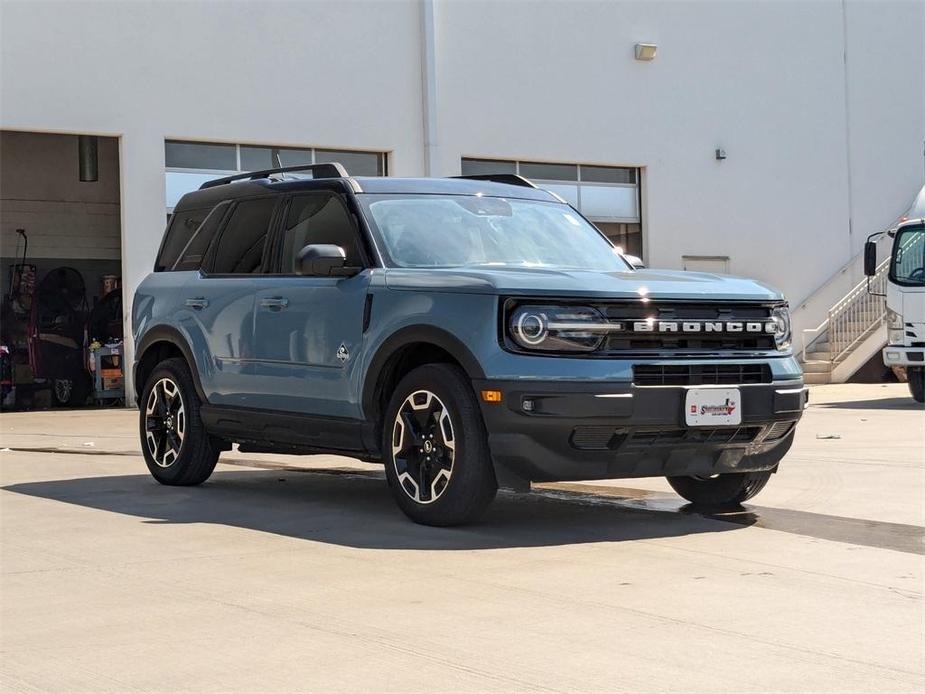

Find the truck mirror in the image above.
[
  {"left": 863, "top": 241, "right": 877, "bottom": 276},
  {"left": 297, "top": 244, "right": 346, "bottom": 276}
]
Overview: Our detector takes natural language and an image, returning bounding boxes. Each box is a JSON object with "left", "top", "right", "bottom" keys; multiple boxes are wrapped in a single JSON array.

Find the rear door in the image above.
[
  {"left": 251, "top": 192, "right": 371, "bottom": 418},
  {"left": 181, "top": 196, "right": 279, "bottom": 407}
]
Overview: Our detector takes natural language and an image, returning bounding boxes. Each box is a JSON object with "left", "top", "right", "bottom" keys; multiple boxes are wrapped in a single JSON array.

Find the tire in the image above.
[
  {"left": 908, "top": 367, "right": 925, "bottom": 403},
  {"left": 666, "top": 470, "right": 773, "bottom": 507},
  {"left": 139, "top": 357, "right": 219, "bottom": 486},
  {"left": 382, "top": 363, "right": 497, "bottom": 526},
  {"left": 52, "top": 373, "right": 90, "bottom": 407}
]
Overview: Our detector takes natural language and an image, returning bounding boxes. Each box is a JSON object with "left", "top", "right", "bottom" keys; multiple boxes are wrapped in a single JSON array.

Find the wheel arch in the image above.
[
  {"left": 361, "top": 326, "right": 485, "bottom": 434},
  {"left": 134, "top": 326, "right": 208, "bottom": 406}
]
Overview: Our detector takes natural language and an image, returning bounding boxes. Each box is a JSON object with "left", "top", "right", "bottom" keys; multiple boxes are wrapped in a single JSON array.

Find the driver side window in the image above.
[{"left": 282, "top": 194, "right": 362, "bottom": 273}]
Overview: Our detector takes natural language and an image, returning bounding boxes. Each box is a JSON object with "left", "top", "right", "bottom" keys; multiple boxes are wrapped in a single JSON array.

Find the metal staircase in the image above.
[{"left": 801, "top": 259, "right": 888, "bottom": 384}]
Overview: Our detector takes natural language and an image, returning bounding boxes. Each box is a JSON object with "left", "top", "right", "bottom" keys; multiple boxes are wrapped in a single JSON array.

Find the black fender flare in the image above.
[
  {"left": 134, "top": 325, "right": 208, "bottom": 404},
  {"left": 361, "top": 325, "right": 485, "bottom": 420}
]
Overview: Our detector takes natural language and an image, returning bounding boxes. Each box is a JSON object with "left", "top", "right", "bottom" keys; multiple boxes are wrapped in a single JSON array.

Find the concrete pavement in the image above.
[{"left": 1, "top": 383, "right": 923, "bottom": 692}]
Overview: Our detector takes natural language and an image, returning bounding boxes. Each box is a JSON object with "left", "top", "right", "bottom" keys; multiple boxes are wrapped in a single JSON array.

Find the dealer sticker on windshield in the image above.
[{"left": 685, "top": 388, "right": 742, "bottom": 427}]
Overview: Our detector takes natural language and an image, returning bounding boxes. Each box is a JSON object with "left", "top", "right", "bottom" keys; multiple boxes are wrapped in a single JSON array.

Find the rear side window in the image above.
[
  {"left": 156, "top": 209, "right": 208, "bottom": 271},
  {"left": 210, "top": 198, "right": 277, "bottom": 274},
  {"left": 282, "top": 194, "right": 361, "bottom": 272},
  {"left": 174, "top": 203, "right": 229, "bottom": 272}
]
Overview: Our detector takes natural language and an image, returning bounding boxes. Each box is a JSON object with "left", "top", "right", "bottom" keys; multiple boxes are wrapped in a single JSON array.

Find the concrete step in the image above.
[
  {"left": 803, "top": 371, "right": 832, "bottom": 385},
  {"left": 804, "top": 350, "right": 830, "bottom": 361},
  {"left": 802, "top": 361, "right": 833, "bottom": 374}
]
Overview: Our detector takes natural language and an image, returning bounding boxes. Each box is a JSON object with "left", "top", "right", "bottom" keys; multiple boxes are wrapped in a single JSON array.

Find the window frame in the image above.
[
  {"left": 264, "top": 191, "right": 373, "bottom": 277},
  {"left": 199, "top": 194, "right": 284, "bottom": 278}
]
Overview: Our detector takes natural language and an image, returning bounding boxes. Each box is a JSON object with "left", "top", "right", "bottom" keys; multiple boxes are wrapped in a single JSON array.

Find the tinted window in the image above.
[
  {"left": 282, "top": 194, "right": 361, "bottom": 272},
  {"left": 174, "top": 203, "right": 229, "bottom": 272},
  {"left": 210, "top": 198, "right": 276, "bottom": 274},
  {"left": 156, "top": 209, "right": 208, "bottom": 271}
]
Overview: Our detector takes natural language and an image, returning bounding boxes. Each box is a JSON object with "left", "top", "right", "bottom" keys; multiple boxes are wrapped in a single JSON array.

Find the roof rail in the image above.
[
  {"left": 452, "top": 174, "right": 538, "bottom": 189},
  {"left": 199, "top": 162, "right": 349, "bottom": 190}
]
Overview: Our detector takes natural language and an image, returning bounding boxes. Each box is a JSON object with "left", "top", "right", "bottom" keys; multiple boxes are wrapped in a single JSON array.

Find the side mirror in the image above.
[
  {"left": 624, "top": 254, "right": 646, "bottom": 269},
  {"left": 863, "top": 241, "right": 877, "bottom": 276},
  {"left": 297, "top": 244, "right": 347, "bottom": 277}
]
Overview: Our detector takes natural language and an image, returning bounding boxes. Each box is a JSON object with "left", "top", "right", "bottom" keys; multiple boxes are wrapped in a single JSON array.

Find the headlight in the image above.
[
  {"left": 770, "top": 306, "right": 791, "bottom": 351},
  {"left": 886, "top": 308, "right": 904, "bottom": 343},
  {"left": 508, "top": 305, "right": 608, "bottom": 352}
]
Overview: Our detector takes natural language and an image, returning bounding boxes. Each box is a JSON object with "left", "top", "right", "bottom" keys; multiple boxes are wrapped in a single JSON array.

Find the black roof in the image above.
[{"left": 173, "top": 173, "right": 559, "bottom": 213}]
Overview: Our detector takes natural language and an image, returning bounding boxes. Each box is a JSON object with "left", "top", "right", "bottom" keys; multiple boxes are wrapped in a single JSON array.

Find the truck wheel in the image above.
[
  {"left": 139, "top": 357, "right": 219, "bottom": 486},
  {"left": 908, "top": 368, "right": 925, "bottom": 403},
  {"left": 666, "top": 471, "right": 772, "bottom": 507},
  {"left": 382, "top": 364, "right": 497, "bottom": 526}
]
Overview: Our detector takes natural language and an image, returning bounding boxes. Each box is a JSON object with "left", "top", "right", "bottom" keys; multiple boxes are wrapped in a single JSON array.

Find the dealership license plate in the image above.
[{"left": 685, "top": 388, "right": 742, "bottom": 427}]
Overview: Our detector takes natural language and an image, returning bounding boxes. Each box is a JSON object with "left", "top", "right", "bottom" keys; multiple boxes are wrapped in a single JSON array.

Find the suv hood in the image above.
[{"left": 384, "top": 267, "right": 784, "bottom": 302}]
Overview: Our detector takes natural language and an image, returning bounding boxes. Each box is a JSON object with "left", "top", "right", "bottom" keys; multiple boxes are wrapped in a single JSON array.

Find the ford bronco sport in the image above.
[{"left": 133, "top": 163, "right": 805, "bottom": 526}]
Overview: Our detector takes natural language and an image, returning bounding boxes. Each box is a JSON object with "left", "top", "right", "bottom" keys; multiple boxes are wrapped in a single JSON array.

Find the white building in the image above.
[{"left": 1, "top": 0, "right": 923, "bottom": 400}]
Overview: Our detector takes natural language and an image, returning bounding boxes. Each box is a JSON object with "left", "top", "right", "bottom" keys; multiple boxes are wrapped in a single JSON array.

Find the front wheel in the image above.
[
  {"left": 666, "top": 470, "right": 772, "bottom": 507},
  {"left": 908, "top": 367, "right": 925, "bottom": 403},
  {"left": 139, "top": 357, "right": 219, "bottom": 486},
  {"left": 382, "top": 364, "right": 497, "bottom": 526}
]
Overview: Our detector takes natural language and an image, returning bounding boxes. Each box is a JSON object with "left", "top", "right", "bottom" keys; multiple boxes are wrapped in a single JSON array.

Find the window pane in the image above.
[
  {"left": 580, "top": 185, "right": 638, "bottom": 219},
  {"left": 211, "top": 198, "right": 276, "bottom": 274},
  {"left": 460, "top": 158, "right": 517, "bottom": 176},
  {"left": 277, "top": 148, "right": 313, "bottom": 167},
  {"left": 165, "top": 141, "right": 236, "bottom": 170},
  {"left": 157, "top": 209, "right": 209, "bottom": 271},
  {"left": 519, "top": 161, "right": 578, "bottom": 181},
  {"left": 315, "top": 149, "right": 384, "bottom": 177},
  {"left": 596, "top": 222, "right": 642, "bottom": 258},
  {"left": 166, "top": 171, "right": 222, "bottom": 208},
  {"left": 538, "top": 183, "right": 579, "bottom": 207},
  {"left": 240, "top": 146, "right": 274, "bottom": 171},
  {"left": 174, "top": 203, "right": 230, "bottom": 272},
  {"left": 581, "top": 165, "right": 636, "bottom": 184},
  {"left": 283, "top": 194, "right": 361, "bottom": 271}
]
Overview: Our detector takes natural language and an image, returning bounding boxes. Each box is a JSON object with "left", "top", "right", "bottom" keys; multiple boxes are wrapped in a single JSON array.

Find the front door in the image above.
[{"left": 252, "top": 192, "right": 371, "bottom": 419}]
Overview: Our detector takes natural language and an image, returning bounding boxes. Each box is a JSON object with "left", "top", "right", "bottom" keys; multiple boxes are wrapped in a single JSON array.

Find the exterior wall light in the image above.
[
  {"left": 634, "top": 43, "right": 658, "bottom": 61},
  {"left": 715, "top": 148, "right": 727, "bottom": 160}
]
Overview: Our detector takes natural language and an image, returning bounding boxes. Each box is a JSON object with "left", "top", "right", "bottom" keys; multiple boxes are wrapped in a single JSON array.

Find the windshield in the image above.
[
  {"left": 359, "top": 194, "right": 632, "bottom": 271},
  {"left": 891, "top": 225, "right": 925, "bottom": 286}
]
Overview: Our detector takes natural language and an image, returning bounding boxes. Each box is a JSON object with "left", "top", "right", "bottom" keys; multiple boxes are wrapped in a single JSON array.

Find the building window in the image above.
[
  {"left": 166, "top": 140, "right": 388, "bottom": 211},
  {"left": 461, "top": 158, "right": 643, "bottom": 258}
]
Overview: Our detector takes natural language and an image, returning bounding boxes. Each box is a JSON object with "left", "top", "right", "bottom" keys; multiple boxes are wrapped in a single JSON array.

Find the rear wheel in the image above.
[
  {"left": 666, "top": 470, "right": 772, "bottom": 507},
  {"left": 139, "top": 357, "right": 218, "bottom": 486},
  {"left": 908, "top": 367, "right": 925, "bottom": 403},
  {"left": 383, "top": 364, "right": 497, "bottom": 526}
]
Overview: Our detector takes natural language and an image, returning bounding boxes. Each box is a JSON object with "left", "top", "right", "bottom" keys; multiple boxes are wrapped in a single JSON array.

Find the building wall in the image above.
[{"left": 1, "top": 0, "right": 923, "bottom": 399}]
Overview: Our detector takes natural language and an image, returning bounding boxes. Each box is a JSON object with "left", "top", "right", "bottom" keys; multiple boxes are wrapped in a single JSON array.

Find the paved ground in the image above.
[{"left": 1, "top": 383, "right": 922, "bottom": 693}]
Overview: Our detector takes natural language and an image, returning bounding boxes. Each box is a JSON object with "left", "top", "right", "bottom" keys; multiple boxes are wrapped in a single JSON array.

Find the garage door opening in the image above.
[{"left": 1, "top": 131, "right": 125, "bottom": 409}]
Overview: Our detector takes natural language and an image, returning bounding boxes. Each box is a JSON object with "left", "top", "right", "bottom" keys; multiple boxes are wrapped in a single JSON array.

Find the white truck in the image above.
[{"left": 865, "top": 186, "right": 925, "bottom": 402}]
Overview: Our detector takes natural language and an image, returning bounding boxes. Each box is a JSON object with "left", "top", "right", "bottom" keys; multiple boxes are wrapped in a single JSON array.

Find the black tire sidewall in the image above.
[
  {"left": 382, "top": 364, "right": 497, "bottom": 525},
  {"left": 139, "top": 357, "right": 216, "bottom": 485},
  {"left": 666, "top": 470, "right": 773, "bottom": 507},
  {"left": 908, "top": 368, "right": 925, "bottom": 403}
]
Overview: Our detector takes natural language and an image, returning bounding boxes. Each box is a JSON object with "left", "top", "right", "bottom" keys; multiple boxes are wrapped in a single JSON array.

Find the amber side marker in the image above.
[{"left": 481, "top": 390, "right": 503, "bottom": 403}]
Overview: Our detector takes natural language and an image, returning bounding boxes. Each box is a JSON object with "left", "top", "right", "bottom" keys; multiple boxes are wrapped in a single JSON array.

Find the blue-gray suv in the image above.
[{"left": 133, "top": 163, "right": 805, "bottom": 525}]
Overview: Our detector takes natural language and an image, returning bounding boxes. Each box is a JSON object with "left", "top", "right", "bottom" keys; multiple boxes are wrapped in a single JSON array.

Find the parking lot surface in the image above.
[{"left": 1, "top": 383, "right": 923, "bottom": 692}]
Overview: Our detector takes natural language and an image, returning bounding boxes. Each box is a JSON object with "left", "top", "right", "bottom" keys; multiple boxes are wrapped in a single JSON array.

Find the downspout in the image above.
[
  {"left": 841, "top": 0, "right": 854, "bottom": 257},
  {"left": 420, "top": 0, "right": 439, "bottom": 176}
]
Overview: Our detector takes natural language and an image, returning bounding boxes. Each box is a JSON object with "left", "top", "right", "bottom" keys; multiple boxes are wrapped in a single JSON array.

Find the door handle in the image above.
[
  {"left": 185, "top": 297, "right": 209, "bottom": 310},
  {"left": 260, "top": 297, "right": 290, "bottom": 311}
]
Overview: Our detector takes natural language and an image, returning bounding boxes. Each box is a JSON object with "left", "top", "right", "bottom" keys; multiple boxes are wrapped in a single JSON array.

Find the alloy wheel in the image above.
[
  {"left": 391, "top": 389, "right": 455, "bottom": 504},
  {"left": 144, "top": 377, "right": 186, "bottom": 467}
]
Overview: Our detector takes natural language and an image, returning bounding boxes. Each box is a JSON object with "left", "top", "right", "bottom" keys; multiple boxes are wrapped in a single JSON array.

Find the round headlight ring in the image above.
[{"left": 516, "top": 311, "right": 548, "bottom": 346}]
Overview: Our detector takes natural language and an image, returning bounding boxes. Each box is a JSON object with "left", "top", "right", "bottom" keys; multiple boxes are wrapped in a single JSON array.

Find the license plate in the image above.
[{"left": 685, "top": 387, "right": 742, "bottom": 426}]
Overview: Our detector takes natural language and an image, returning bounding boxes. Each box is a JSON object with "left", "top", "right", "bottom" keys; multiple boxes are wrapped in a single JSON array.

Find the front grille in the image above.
[
  {"left": 570, "top": 425, "right": 760, "bottom": 451},
  {"left": 595, "top": 301, "right": 777, "bottom": 353},
  {"left": 633, "top": 363, "right": 772, "bottom": 386}
]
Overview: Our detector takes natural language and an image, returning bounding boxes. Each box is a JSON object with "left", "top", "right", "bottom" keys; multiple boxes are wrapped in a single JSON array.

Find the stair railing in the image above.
[{"left": 802, "top": 257, "right": 889, "bottom": 364}]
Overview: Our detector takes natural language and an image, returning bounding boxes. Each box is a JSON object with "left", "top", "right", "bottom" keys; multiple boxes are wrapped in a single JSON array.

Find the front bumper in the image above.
[
  {"left": 882, "top": 346, "right": 925, "bottom": 368},
  {"left": 474, "top": 379, "right": 807, "bottom": 489}
]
